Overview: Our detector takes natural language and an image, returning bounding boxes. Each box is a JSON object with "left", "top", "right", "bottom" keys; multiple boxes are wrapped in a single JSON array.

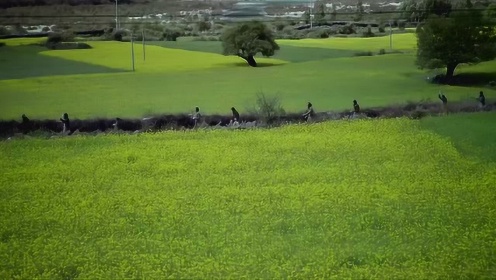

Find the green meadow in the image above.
[
  {"left": 0, "top": 33, "right": 495, "bottom": 119},
  {"left": 1, "top": 116, "right": 496, "bottom": 278}
]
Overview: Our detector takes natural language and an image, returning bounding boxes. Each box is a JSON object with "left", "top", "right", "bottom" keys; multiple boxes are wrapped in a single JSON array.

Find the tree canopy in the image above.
[
  {"left": 220, "top": 21, "right": 280, "bottom": 67},
  {"left": 399, "top": 0, "right": 452, "bottom": 22},
  {"left": 416, "top": 5, "right": 496, "bottom": 83}
]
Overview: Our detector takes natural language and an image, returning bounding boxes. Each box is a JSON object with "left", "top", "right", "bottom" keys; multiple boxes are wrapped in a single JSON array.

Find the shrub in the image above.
[
  {"left": 0, "top": 42, "right": 5, "bottom": 47},
  {"left": 46, "top": 42, "right": 92, "bottom": 50},
  {"left": 378, "top": 48, "right": 386, "bottom": 55},
  {"left": 339, "top": 24, "right": 355, "bottom": 34},
  {"left": 403, "top": 101, "right": 418, "bottom": 111},
  {"left": 274, "top": 21, "right": 288, "bottom": 31},
  {"left": 213, "top": 23, "right": 224, "bottom": 30},
  {"left": 247, "top": 92, "right": 286, "bottom": 124},
  {"left": 12, "top": 24, "right": 28, "bottom": 35},
  {"left": 354, "top": 51, "right": 373, "bottom": 56},
  {"left": 184, "top": 31, "right": 200, "bottom": 37},
  {"left": 362, "top": 25, "right": 375, "bottom": 37},
  {"left": 133, "top": 26, "right": 163, "bottom": 41},
  {"left": 103, "top": 26, "right": 114, "bottom": 35},
  {"left": 143, "top": 22, "right": 164, "bottom": 33},
  {"left": 0, "top": 26, "right": 10, "bottom": 36},
  {"left": 307, "top": 28, "right": 334, "bottom": 38},
  {"left": 102, "top": 28, "right": 127, "bottom": 41},
  {"left": 42, "top": 26, "right": 51, "bottom": 32},
  {"left": 192, "top": 36, "right": 220, "bottom": 41},
  {"left": 112, "top": 30, "right": 126, "bottom": 41},
  {"left": 197, "top": 21, "right": 211, "bottom": 32},
  {"left": 278, "top": 26, "right": 307, "bottom": 39},
  {"left": 163, "top": 28, "right": 183, "bottom": 41},
  {"left": 282, "top": 25, "right": 295, "bottom": 34},
  {"left": 184, "top": 24, "right": 195, "bottom": 32},
  {"left": 410, "top": 110, "right": 428, "bottom": 119},
  {"left": 378, "top": 24, "right": 386, "bottom": 33},
  {"left": 46, "top": 32, "right": 75, "bottom": 48},
  {"left": 398, "top": 21, "right": 406, "bottom": 30}
]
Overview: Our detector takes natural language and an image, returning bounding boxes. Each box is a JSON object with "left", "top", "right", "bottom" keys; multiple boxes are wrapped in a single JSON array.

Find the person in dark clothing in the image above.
[
  {"left": 231, "top": 107, "right": 240, "bottom": 122},
  {"left": 191, "top": 106, "right": 202, "bottom": 127},
  {"left": 438, "top": 92, "right": 448, "bottom": 114},
  {"left": 438, "top": 93, "right": 448, "bottom": 105},
  {"left": 350, "top": 100, "right": 360, "bottom": 119},
  {"left": 302, "top": 102, "right": 315, "bottom": 121},
  {"left": 22, "top": 114, "right": 30, "bottom": 124},
  {"left": 19, "top": 114, "right": 31, "bottom": 134},
  {"left": 60, "top": 113, "right": 70, "bottom": 133},
  {"left": 353, "top": 100, "right": 360, "bottom": 113},
  {"left": 477, "top": 91, "right": 486, "bottom": 108}
]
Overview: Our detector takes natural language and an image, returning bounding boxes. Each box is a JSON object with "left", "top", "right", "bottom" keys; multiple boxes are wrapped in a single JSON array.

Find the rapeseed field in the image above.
[{"left": 1, "top": 118, "right": 495, "bottom": 278}]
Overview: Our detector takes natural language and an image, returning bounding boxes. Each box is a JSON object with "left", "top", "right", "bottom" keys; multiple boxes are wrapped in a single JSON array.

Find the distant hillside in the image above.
[{"left": 0, "top": 0, "right": 144, "bottom": 9}]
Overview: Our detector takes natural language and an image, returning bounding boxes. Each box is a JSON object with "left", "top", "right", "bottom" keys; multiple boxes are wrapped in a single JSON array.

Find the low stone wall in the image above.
[{"left": 1, "top": 100, "right": 494, "bottom": 139}]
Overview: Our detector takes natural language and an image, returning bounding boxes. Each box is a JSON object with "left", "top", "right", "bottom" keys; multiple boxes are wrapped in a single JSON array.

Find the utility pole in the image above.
[
  {"left": 142, "top": 29, "right": 146, "bottom": 62},
  {"left": 389, "top": 20, "right": 393, "bottom": 50},
  {"left": 115, "top": 0, "right": 119, "bottom": 30},
  {"left": 310, "top": 7, "right": 314, "bottom": 29},
  {"left": 131, "top": 33, "right": 135, "bottom": 72}
]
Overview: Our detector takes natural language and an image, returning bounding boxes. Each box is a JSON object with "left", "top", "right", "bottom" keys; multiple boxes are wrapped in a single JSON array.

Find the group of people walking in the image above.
[
  {"left": 189, "top": 100, "right": 361, "bottom": 126},
  {"left": 190, "top": 106, "right": 241, "bottom": 127},
  {"left": 17, "top": 90, "right": 488, "bottom": 135},
  {"left": 438, "top": 90, "right": 487, "bottom": 111},
  {"left": 302, "top": 100, "right": 361, "bottom": 121}
]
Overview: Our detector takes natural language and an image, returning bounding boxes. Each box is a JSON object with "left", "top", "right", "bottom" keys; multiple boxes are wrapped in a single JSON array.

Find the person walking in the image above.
[
  {"left": 438, "top": 92, "right": 448, "bottom": 114},
  {"left": 231, "top": 107, "right": 240, "bottom": 123},
  {"left": 302, "top": 102, "right": 315, "bottom": 122},
  {"left": 191, "top": 106, "right": 202, "bottom": 128},
  {"left": 60, "top": 113, "right": 71, "bottom": 134},
  {"left": 351, "top": 100, "right": 360, "bottom": 118},
  {"left": 477, "top": 91, "right": 486, "bottom": 108}
]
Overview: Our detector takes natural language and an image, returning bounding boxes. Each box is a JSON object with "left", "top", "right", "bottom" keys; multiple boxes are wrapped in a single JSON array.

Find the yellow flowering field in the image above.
[{"left": 0, "top": 118, "right": 495, "bottom": 278}]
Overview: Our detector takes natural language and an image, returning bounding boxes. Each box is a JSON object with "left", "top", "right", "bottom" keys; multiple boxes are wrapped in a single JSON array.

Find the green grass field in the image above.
[
  {"left": 420, "top": 112, "right": 496, "bottom": 162},
  {"left": 0, "top": 34, "right": 495, "bottom": 120},
  {"left": 0, "top": 45, "right": 123, "bottom": 80},
  {"left": 153, "top": 39, "right": 358, "bottom": 63},
  {"left": 1, "top": 116, "right": 495, "bottom": 278},
  {"left": 277, "top": 33, "right": 418, "bottom": 51}
]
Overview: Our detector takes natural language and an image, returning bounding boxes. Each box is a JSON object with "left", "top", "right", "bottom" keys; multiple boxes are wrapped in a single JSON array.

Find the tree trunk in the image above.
[
  {"left": 445, "top": 63, "right": 457, "bottom": 83},
  {"left": 245, "top": 55, "right": 257, "bottom": 67}
]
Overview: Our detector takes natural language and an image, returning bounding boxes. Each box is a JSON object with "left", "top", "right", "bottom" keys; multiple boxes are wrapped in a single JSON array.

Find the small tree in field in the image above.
[{"left": 221, "top": 21, "right": 280, "bottom": 67}]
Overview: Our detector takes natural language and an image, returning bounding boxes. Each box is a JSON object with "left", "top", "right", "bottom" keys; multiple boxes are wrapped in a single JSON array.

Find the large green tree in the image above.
[
  {"left": 220, "top": 21, "right": 279, "bottom": 67},
  {"left": 398, "top": 0, "right": 452, "bottom": 22},
  {"left": 419, "top": 0, "right": 452, "bottom": 19},
  {"left": 486, "top": 3, "right": 496, "bottom": 22},
  {"left": 416, "top": 7, "right": 496, "bottom": 83}
]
